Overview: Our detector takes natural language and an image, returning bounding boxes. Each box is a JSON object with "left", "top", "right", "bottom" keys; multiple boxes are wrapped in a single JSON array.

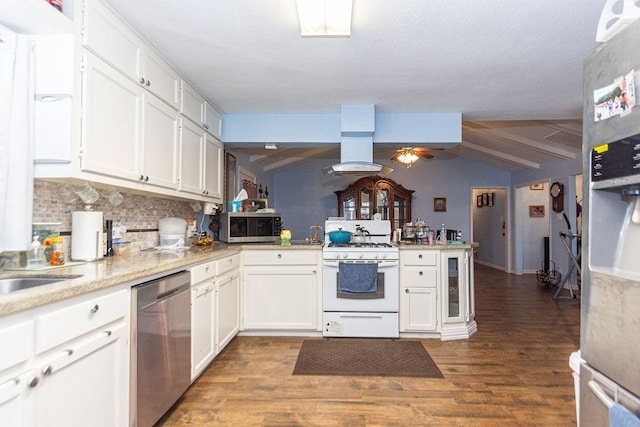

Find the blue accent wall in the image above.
[{"left": 271, "top": 156, "right": 510, "bottom": 242}]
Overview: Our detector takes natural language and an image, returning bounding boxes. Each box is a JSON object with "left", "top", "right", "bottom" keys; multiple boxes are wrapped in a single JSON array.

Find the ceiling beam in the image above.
[
  {"left": 461, "top": 141, "right": 540, "bottom": 169},
  {"left": 463, "top": 124, "right": 577, "bottom": 160}
]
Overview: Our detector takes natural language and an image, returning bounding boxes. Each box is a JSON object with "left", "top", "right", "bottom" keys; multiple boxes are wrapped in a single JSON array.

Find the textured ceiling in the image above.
[{"left": 103, "top": 0, "right": 604, "bottom": 171}]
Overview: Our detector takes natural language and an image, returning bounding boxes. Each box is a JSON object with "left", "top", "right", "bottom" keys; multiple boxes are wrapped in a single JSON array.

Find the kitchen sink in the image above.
[{"left": 0, "top": 275, "right": 83, "bottom": 294}]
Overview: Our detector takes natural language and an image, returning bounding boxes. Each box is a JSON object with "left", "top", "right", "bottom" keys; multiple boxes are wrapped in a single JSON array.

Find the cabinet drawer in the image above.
[
  {"left": 243, "top": 250, "right": 319, "bottom": 266},
  {"left": 0, "top": 320, "right": 34, "bottom": 372},
  {"left": 400, "top": 266, "right": 438, "bottom": 287},
  {"left": 217, "top": 254, "right": 240, "bottom": 276},
  {"left": 190, "top": 260, "right": 217, "bottom": 284},
  {"left": 36, "top": 289, "right": 128, "bottom": 353},
  {"left": 401, "top": 251, "right": 438, "bottom": 266}
]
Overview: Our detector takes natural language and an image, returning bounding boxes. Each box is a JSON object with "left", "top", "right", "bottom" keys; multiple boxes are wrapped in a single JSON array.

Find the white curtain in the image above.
[{"left": 0, "top": 26, "right": 35, "bottom": 252}]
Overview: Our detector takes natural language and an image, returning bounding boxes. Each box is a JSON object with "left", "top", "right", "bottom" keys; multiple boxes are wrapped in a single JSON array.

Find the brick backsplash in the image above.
[{"left": 0, "top": 181, "right": 200, "bottom": 268}]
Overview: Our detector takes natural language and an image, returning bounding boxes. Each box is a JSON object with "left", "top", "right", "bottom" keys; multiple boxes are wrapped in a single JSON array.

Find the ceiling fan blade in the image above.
[
  {"left": 390, "top": 152, "right": 402, "bottom": 161},
  {"left": 415, "top": 147, "right": 445, "bottom": 152},
  {"left": 415, "top": 152, "right": 434, "bottom": 159}
]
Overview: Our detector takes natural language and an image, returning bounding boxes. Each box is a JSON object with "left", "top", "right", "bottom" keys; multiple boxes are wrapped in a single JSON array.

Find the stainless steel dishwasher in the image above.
[{"left": 131, "top": 271, "right": 191, "bottom": 427}]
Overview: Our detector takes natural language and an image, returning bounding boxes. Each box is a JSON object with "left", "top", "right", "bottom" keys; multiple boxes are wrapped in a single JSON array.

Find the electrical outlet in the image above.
[{"left": 113, "top": 226, "right": 127, "bottom": 239}]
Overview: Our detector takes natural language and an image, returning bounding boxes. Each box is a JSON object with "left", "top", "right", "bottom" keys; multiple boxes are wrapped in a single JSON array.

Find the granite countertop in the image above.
[{"left": 0, "top": 241, "right": 324, "bottom": 318}]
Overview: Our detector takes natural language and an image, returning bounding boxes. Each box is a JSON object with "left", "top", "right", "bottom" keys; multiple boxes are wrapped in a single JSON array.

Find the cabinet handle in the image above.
[
  {"left": 144, "top": 176, "right": 149, "bottom": 182},
  {"left": 64, "top": 349, "right": 74, "bottom": 356},
  {"left": 418, "top": 254, "right": 423, "bottom": 259},
  {"left": 139, "top": 175, "right": 145, "bottom": 181},
  {"left": 104, "top": 330, "right": 112, "bottom": 337},
  {"left": 42, "top": 366, "right": 52, "bottom": 376},
  {"left": 312, "top": 270, "right": 316, "bottom": 275},
  {"left": 29, "top": 376, "right": 39, "bottom": 388},
  {"left": 405, "top": 289, "right": 410, "bottom": 293},
  {"left": 419, "top": 271, "right": 423, "bottom": 276},
  {"left": 145, "top": 80, "right": 151, "bottom": 87},
  {"left": 139, "top": 77, "right": 146, "bottom": 85},
  {"left": 90, "top": 304, "right": 99, "bottom": 314},
  {"left": 204, "top": 123, "right": 209, "bottom": 129},
  {"left": 277, "top": 254, "right": 282, "bottom": 259}
]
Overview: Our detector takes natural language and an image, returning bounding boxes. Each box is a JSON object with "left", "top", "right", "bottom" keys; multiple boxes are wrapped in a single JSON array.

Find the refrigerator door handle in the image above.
[{"left": 589, "top": 379, "right": 615, "bottom": 409}]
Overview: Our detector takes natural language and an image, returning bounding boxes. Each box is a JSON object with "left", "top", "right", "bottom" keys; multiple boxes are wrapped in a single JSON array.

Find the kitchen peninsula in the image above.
[{"left": 0, "top": 240, "right": 475, "bottom": 426}]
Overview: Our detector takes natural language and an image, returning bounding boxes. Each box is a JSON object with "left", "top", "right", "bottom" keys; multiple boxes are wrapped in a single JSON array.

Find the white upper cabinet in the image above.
[
  {"left": 203, "top": 101, "right": 222, "bottom": 139},
  {"left": 203, "top": 134, "right": 223, "bottom": 202},
  {"left": 81, "top": 53, "right": 141, "bottom": 181},
  {"left": 140, "top": 48, "right": 180, "bottom": 110},
  {"left": 180, "top": 80, "right": 204, "bottom": 125},
  {"left": 178, "top": 118, "right": 204, "bottom": 195},
  {"left": 83, "top": 0, "right": 180, "bottom": 109},
  {"left": 181, "top": 80, "right": 223, "bottom": 139},
  {"left": 83, "top": 0, "right": 143, "bottom": 81}
]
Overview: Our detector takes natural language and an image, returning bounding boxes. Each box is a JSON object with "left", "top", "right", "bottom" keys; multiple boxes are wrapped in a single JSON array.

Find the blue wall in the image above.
[{"left": 271, "top": 155, "right": 511, "bottom": 241}]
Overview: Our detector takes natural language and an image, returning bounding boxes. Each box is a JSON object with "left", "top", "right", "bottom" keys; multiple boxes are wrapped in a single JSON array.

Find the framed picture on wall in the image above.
[
  {"left": 434, "top": 197, "right": 447, "bottom": 212},
  {"left": 488, "top": 192, "right": 495, "bottom": 207},
  {"left": 224, "top": 152, "right": 237, "bottom": 210},
  {"left": 529, "top": 205, "right": 545, "bottom": 217},
  {"left": 482, "top": 192, "right": 489, "bottom": 206},
  {"left": 530, "top": 183, "right": 544, "bottom": 190},
  {"left": 476, "top": 194, "right": 483, "bottom": 208}
]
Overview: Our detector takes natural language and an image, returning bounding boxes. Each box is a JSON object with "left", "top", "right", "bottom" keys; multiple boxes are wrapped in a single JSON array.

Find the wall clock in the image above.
[{"left": 550, "top": 182, "right": 564, "bottom": 213}]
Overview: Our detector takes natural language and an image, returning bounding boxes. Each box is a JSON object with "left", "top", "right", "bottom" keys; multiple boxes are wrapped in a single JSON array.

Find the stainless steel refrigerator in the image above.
[{"left": 581, "top": 16, "right": 640, "bottom": 426}]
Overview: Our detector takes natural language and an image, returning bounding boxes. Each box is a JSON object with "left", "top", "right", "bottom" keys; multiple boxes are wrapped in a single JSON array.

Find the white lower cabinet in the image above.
[
  {"left": 191, "top": 280, "right": 215, "bottom": 381},
  {"left": 242, "top": 250, "right": 321, "bottom": 331},
  {"left": 215, "top": 269, "right": 239, "bottom": 352},
  {"left": 401, "top": 287, "right": 438, "bottom": 332},
  {"left": 190, "top": 255, "right": 240, "bottom": 381},
  {"left": 0, "top": 287, "right": 130, "bottom": 427},
  {"left": 400, "top": 251, "right": 439, "bottom": 333}
]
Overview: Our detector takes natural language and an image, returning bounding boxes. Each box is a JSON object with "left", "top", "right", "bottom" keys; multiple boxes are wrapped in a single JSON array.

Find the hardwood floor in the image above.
[{"left": 160, "top": 264, "right": 581, "bottom": 426}]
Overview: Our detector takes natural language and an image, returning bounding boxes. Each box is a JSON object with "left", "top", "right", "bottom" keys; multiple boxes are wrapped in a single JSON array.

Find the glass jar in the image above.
[{"left": 50, "top": 237, "right": 65, "bottom": 266}]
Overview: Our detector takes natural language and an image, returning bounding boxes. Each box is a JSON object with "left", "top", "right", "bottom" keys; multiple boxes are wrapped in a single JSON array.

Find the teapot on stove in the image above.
[{"left": 352, "top": 226, "right": 370, "bottom": 244}]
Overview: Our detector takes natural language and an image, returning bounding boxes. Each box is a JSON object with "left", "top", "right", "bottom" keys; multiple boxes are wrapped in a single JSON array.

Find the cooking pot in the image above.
[{"left": 328, "top": 228, "right": 352, "bottom": 243}]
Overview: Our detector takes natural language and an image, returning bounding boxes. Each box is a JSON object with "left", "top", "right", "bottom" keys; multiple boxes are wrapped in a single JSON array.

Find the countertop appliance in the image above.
[
  {"left": 322, "top": 219, "right": 399, "bottom": 338},
  {"left": 581, "top": 17, "right": 640, "bottom": 425},
  {"left": 219, "top": 212, "right": 281, "bottom": 243},
  {"left": 131, "top": 271, "right": 191, "bottom": 427}
]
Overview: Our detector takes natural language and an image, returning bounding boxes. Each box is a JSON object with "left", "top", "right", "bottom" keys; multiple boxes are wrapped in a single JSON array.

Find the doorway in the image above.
[
  {"left": 514, "top": 181, "right": 551, "bottom": 275},
  {"left": 471, "top": 187, "right": 509, "bottom": 272}
]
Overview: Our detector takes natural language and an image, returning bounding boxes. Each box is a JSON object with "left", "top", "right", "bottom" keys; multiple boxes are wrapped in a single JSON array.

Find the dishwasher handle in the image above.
[{"left": 135, "top": 271, "right": 190, "bottom": 309}]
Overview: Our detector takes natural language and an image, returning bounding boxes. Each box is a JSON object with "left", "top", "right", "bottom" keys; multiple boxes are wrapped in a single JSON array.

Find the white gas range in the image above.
[{"left": 322, "top": 220, "right": 399, "bottom": 338}]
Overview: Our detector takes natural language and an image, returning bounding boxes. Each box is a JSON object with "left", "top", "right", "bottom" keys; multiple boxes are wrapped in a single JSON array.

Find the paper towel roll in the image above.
[{"left": 71, "top": 211, "right": 104, "bottom": 261}]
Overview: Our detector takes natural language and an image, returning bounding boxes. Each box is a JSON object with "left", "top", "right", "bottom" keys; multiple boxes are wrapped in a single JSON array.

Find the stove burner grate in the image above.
[{"left": 327, "top": 242, "right": 394, "bottom": 248}]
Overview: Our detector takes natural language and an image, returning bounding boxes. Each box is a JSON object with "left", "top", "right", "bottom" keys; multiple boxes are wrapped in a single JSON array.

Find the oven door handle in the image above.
[
  {"left": 338, "top": 313, "right": 384, "bottom": 318},
  {"left": 323, "top": 260, "right": 399, "bottom": 268}
]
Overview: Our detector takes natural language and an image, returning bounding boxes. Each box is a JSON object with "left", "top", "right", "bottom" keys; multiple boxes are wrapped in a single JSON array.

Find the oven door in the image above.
[{"left": 322, "top": 259, "right": 399, "bottom": 312}]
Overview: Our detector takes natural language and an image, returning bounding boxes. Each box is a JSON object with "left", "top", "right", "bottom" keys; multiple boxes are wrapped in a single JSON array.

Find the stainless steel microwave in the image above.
[{"left": 219, "top": 212, "right": 282, "bottom": 243}]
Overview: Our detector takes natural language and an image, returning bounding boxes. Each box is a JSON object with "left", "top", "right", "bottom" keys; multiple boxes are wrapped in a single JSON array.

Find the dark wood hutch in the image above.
[{"left": 335, "top": 176, "right": 414, "bottom": 230}]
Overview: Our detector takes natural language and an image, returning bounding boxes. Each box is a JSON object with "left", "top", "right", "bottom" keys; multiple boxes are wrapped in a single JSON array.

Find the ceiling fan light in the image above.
[{"left": 397, "top": 149, "right": 419, "bottom": 167}]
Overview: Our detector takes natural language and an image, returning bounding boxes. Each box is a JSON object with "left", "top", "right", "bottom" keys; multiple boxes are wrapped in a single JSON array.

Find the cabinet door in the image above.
[
  {"left": 141, "top": 49, "right": 180, "bottom": 109},
  {"left": 180, "top": 80, "right": 204, "bottom": 125},
  {"left": 243, "top": 268, "right": 318, "bottom": 330},
  {"left": 140, "top": 92, "right": 179, "bottom": 189},
  {"left": 203, "top": 101, "right": 222, "bottom": 139},
  {"left": 178, "top": 118, "right": 204, "bottom": 195},
  {"left": 35, "top": 323, "right": 128, "bottom": 427},
  {"left": 81, "top": 54, "right": 141, "bottom": 181},
  {"left": 0, "top": 371, "right": 36, "bottom": 427},
  {"left": 191, "top": 283, "right": 215, "bottom": 380},
  {"left": 441, "top": 251, "right": 466, "bottom": 323},
  {"left": 203, "top": 134, "right": 223, "bottom": 202},
  {"left": 216, "top": 271, "right": 239, "bottom": 353},
  {"left": 83, "top": 0, "right": 142, "bottom": 81},
  {"left": 400, "top": 287, "right": 437, "bottom": 332}
]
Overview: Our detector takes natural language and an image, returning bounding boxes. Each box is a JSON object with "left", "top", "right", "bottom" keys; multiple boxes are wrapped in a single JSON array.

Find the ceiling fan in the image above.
[{"left": 390, "top": 147, "right": 444, "bottom": 167}]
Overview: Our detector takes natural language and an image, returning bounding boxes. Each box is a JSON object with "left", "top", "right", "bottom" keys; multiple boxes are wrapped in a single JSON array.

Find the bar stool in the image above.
[{"left": 553, "top": 232, "right": 581, "bottom": 299}]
